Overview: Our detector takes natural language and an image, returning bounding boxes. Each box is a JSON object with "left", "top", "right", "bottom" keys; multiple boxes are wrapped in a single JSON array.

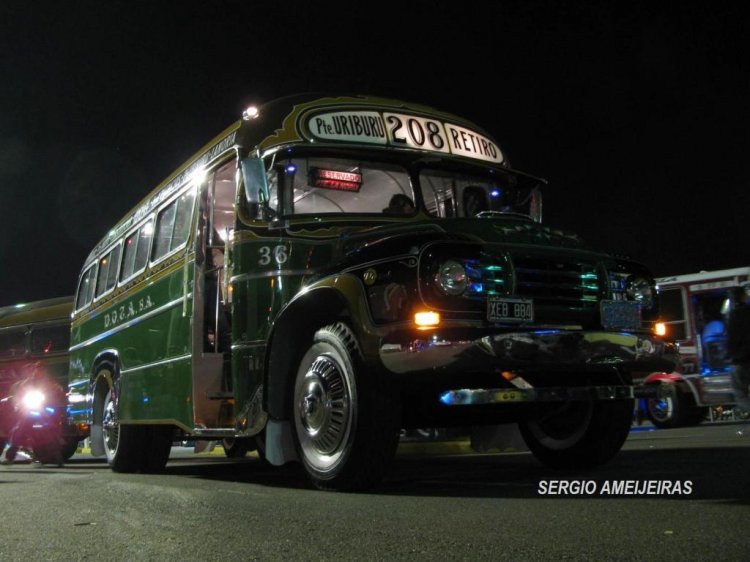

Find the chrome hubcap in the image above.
[
  {"left": 102, "top": 392, "right": 119, "bottom": 455},
  {"left": 297, "top": 356, "right": 350, "bottom": 457}
]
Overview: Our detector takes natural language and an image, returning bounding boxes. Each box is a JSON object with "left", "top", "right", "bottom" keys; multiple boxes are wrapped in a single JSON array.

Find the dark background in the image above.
[{"left": 1, "top": 1, "right": 747, "bottom": 307}]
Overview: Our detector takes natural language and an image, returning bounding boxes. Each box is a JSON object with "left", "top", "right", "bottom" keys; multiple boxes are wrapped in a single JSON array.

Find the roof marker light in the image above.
[{"left": 243, "top": 106, "right": 260, "bottom": 120}]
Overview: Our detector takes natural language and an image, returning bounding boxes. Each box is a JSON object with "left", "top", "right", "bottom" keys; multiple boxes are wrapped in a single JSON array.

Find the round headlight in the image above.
[
  {"left": 626, "top": 276, "right": 655, "bottom": 307},
  {"left": 435, "top": 260, "right": 468, "bottom": 296}
]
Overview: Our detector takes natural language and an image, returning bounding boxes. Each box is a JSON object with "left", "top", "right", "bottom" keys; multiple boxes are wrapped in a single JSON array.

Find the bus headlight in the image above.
[
  {"left": 627, "top": 275, "right": 655, "bottom": 308},
  {"left": 435, "top": 260, "right": 468, "bottom": 296}
]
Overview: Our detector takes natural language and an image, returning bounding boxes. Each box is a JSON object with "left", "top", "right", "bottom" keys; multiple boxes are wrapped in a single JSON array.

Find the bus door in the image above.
[{"left": 192, "top": 159, "right": 237, "bottom": 431}]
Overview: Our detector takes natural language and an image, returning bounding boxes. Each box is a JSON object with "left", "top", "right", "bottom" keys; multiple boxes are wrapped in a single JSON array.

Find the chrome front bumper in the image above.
[
  {"left": 439, "top": 385, "right": 635, "bottom": 406},
  {"left": 380, "top": 329, "right": 678, "bottom": 375}
]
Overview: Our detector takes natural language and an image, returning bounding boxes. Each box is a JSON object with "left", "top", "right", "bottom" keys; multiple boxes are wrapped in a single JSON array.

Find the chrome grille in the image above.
[
  {"left": 464, "top": 258, "right": 509, "bottom": 297},
  {"left": 513, "top": 256, "right": 600, "bottom": 306}
]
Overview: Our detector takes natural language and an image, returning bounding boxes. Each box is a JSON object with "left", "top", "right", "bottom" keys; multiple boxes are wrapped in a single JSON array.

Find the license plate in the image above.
[
  {"left": 600, "top": 300, "right": 641, "bottom": 330},
  {"left": 487, "top": 297, "right": 534, "bottom": 323}
]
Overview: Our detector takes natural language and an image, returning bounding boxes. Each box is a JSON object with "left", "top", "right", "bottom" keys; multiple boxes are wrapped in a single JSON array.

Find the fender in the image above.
[
  {"left": 642, "top": 371, "right": 702, "bottom": 405},
  {"left": 643, "top": 371, "right": 683, "bottom": 385},
  {"left": 263, "top": 273, "right": 374, "bottom": 466}
]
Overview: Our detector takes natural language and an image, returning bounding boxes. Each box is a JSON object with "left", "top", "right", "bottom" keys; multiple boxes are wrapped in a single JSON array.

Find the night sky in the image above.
[{"left": 1, "top": 1, "right": 748, "bottom": 307}]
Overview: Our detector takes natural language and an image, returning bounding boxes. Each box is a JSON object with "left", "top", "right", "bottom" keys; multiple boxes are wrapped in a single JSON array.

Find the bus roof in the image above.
[
  {"left": 656, "top": 266, "right": 750, "bottom": 287},
  {"left": 0, "top": 296, "right": 73, "bottom": 328},
  {"left": 84, "top": 94, "right": 506, "bottom": 264}
]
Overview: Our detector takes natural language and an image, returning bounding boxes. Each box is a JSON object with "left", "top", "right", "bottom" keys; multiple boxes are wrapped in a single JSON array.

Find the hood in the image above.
[{"left": 336, "top": 217, "right": 588, "bottom": 263}]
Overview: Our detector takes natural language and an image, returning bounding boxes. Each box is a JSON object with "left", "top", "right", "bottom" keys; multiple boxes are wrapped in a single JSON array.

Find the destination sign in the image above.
[{"left": 304, "top": 110, "right": 503, "bottom": 164}]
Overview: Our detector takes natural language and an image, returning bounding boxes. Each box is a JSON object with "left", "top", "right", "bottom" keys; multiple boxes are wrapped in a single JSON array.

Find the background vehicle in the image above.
[
  {"left": 638, "top": 267, "right": 750, "bottom": 427},
  {"left": 0, "top": 296, "right": 80, "bottom": 462},
  {"left": 67, "top": 94, "right": 677, "bottom": 490}
]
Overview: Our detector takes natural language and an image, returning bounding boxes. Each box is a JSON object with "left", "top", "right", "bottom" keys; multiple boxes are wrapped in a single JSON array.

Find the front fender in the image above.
[{"left": 264, "top": 273, "right": 375, "bottom": 421}]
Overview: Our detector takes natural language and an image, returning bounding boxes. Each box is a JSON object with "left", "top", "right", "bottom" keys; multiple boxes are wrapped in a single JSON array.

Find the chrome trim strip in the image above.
[
  {"left": 231, "top": 340, "right": 267, "bottom": 351},
  {"left": 231, "top": 270, "right": 313, "bottom": 283},
  {"left": 120, "top": 353, "right": 192, "bottom": 375}
]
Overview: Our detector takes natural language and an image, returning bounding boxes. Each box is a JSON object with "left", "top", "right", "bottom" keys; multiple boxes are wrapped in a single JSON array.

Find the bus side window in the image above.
[
  {"left": 95, "top": 244, "right": 122, "bottom": 299},
  {"left": 0, "top": 329, "right": 27, "bottom": 359},
  {"left": 134, "top": 218, "right": 154, "bottom": 272},
  {"left": 153, "top": 202, "right": 177, "bottom": 260},
  {"left": 76, "top": 265, "right": 96, "bottom": 311},
  {"left": 121, "top": 218, "right": 154, "bottom": 282},
  {"left": 153, "top": 190, "right": 196, "bottom": 262},
  {"left": 30, "top": 325, "right": 70, "bottom": 355}
]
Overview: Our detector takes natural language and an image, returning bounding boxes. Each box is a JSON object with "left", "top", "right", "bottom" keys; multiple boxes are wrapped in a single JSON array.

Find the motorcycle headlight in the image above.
[
  {"left": 22, "top": 389, "right": 46, "bottom": 411},
  {"left": 435, "top": 260, "right": 468, "bottom": 296},
  {"left": 626, "top": 275, "right": 655, "bottom": 308}
]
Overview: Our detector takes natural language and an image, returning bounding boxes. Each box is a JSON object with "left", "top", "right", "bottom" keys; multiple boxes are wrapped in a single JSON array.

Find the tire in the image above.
[
  {"left": 646, "top": 384, "right": 700, "bottom": 428},
  {"left": 292, "top": 322, "right": 400, "bottom": 491},
  {"left": 102, "top": 388, "right": 144, "bottom": 473},
  {"left": 61, "top": 437, "right": 80, "bottom": 460},
  {"left": 520, "top": 398, "right": 634, "bottom": 469},
  {"left": 222, "top": 437, "right": 255, "bottom": 458},
  {"left": 33, "top": 441, "right": 65, "bottom": 465},
  {"left": 140, "top": 425, "right": 173, "bottom": 473}
]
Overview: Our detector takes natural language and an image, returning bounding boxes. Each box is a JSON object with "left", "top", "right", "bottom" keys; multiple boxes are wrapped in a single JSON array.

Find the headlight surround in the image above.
[
  {"left": 435, "top": 260, "right": 468, "bottom": 296},
  {"left": 626, "top": 275, "right": 655, "bottom": 308}
]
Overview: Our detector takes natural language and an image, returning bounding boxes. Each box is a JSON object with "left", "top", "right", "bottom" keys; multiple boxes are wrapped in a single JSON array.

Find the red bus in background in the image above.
[{"left": 638, "top": 267, "right": 750, "bottom": 427}]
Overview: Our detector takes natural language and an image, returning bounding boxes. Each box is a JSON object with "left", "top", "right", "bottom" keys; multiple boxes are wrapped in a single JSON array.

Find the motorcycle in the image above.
[{"left": 0, "top": 378, "right": 79, "bottom": 465}]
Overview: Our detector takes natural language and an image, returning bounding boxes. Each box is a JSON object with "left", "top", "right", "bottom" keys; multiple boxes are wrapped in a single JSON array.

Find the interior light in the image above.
[{"left": 414, "top": 310, "right": 440, "bottom": 328}]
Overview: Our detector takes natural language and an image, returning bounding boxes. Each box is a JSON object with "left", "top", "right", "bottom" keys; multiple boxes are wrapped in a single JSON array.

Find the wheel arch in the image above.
[
  {"left": 643, "top": 371, "right": 701, "bottom": 405},
  {"left": 265, "top": 285, "right": 353, "bottom": 421}
]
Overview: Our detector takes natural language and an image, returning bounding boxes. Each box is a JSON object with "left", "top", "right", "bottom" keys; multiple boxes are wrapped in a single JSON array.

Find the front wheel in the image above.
[
  {"left": 520, "top": 398, "right": 633, "bottom": 469},
  {"left": 292, "top": 322, "right": 400, "bottom": 491},
  {"left": 646, "top": 384, "right": 702, "bottom": 428},
  {"left": 61, "top": 437, "right": 80, "bottom": 460}
]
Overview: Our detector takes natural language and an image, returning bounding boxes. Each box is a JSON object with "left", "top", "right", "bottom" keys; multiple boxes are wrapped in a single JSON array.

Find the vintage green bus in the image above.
[
  {"left": 1, "top": 296, "right": 79, "bottom": 460},
  {"left": 67, "top": 94, "right": 677, "bottom": 489}
]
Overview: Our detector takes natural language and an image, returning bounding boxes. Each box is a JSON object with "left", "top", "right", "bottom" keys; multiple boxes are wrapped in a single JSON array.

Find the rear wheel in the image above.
[
  {"left": 97, "top": 365, "right": 172, "bottom": 473},
  {"left": 520, "top": 398, "right": 633, "bottom": 469},
  {"left": 292, "top": 322, "right": 400, "bottom": 491},
  {"left": 140, "top": 425, "right": 173, "bottom": 473},
  {"left": 102, "top": 388, "right": 143, "bottom": 473}
]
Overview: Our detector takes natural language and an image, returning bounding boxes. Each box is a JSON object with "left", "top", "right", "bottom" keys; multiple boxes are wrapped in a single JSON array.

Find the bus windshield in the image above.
[
  {"left": 419, "top": 167, "right": 538, "bottom": 219},
  {"left": 267, "top": 157, "right": 415, "bottom": 216},
  {"left": 265, "top": 155, "right": 540, "bottom": 220}
]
